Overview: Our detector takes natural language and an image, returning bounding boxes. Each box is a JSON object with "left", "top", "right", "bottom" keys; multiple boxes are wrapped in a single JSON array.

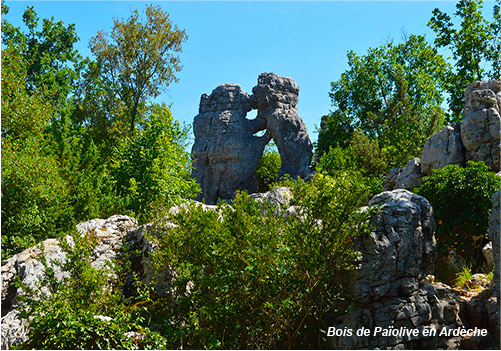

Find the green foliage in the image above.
[
  {"left": 416, "top": 161, "right": 500, "bottom": 268},
  {"left": 323, "top": 34, "right": 447, "bottom": 166},
  {"left": 316, "top": 131, "right": 386, "bottom": 199},
  {"left": 453, "top": 265, "right": 474, "bottom": 290},
  {"left": 89, "top": 4, "right": 188, "bottom": 133},
  {"left": 149, "top": 174, "right": 372, "bottom": 349},
  {"left": 1, "top": 3, "right": 82, "bottom": 105},
  {"left": 111, "top": 103, "right": 199, "bottom": 222},
  {"left": 429, "top": 0, "right": 500, "bottom": 121},
  {"left": 18, "top": 231, "right": 167, "bottom": 349},
  {"left": 254, "top": 142, "right": 281, "bottom": 192},
  {"left": 1, "top": 44, "right": 73, "bottom": 258}
]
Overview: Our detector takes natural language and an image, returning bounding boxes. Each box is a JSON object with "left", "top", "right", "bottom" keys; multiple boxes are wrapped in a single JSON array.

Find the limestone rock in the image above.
[
  {"left": 328, "top": 282, "right": 463, "bottom": 349},
  {"left": 421, "top": 122, "right": 465, "bottom": 175},
  {"left": 395, "top": 158, "right": 424, "bottom": 190},
  {"left": 384, "top": 167, "right": 403, "bottom": 191},
  {"left": 1, "top": 215, "right": 138, "bottom": 349},
  {"left": 482, "top": 242, "right": 494, "bottom": 272},
  {"left": 488, "top": 189, "right": 500, "bottom": 298},
  {"left": 252, "top": 72, "right": 313, "bottom": 179},
  {"left": 348, "top": 189, "right": 436, "bottom": 303},
  {"left": 461, "top": 80, "right": 501, "bottom": 172},
  {"left": 191, "top": 83, "right": 269, "bottom": 204}
]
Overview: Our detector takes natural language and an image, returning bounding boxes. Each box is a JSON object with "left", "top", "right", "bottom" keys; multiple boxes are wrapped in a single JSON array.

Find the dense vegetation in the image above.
[
  {"left": 1, "top": 3, "right": 198, "bottom": 259},
  {"left": 2, "top": 0, "right": 500, "bottom": 349}
]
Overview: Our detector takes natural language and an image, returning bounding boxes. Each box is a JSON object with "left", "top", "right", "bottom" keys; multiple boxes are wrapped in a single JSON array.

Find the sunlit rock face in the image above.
[{"left": 191, "top": 73, "right": 313, "bottom": 204}]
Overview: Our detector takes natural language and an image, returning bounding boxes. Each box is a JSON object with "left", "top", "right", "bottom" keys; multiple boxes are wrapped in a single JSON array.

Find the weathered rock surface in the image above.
[
  {"left": 395, "top": 158, "right": 424, "bottom": 190},
  {"left": 421, "top": 122, "right": 465, "bottom": 175},
  {"left": 191, "top": 83, "right": 269, "bottom": 204},
  {"left": 384, "top": 167, "right": 403, "bottom": 191},
  {"left": 329, "top": 190, "right": 465, "bottom": 349},
  {"left": 461, "top": 80, "right": 501, "bottom": 172},
  {"left": 1, "top": 215, "right": 138, "bottom": 350},
  {"left": 488, "top": 188, "right": 500, "bottom": 298},
  {"left": 252, "top": 72, "right": 313, "bottom": 179},
  {"left": 347, "top": 190, "right": 436, "bottom": 303}
]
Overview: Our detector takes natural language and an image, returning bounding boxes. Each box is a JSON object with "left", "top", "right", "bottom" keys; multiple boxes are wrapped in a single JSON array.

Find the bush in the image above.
[
  {"left": 18, "top": 230, "right": 167, "bottom": 350},
  {"left": 254, "top": 142, "right": 281, "bottom": 193},
  {"left": 111, "top": 103, "right": 199, "bottom": 222},
  {"left": 416, "top": 161, "right": 500, "bottom": 269},
  {"left": 149, "top": 173, "right": 372, "bottom": 349}
]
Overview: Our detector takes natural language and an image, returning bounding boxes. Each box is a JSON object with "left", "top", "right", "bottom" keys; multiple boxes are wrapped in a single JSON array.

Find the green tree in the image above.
[
  {"left": 416, "top": 161, "right": 500, "bottom": 268},
  {"left": 429, "top": 0, "right": 500, "bottom": 121},
  {"left": 323, "top": 34, "right": 448, "bottom": 168},
  {"left": 1, "top": 45, "right": 73, "bottom": 258},
  {"left": 111, "top": 103, "right": 199, "bottom": 222},
  {"left": 1, "top": 3, "right": 82, "bottom": 106},
  {"left": 89, "top": 4, "right": 188, "bottom": 134},
  {"left": 254, "top": 142, "right": 281, "bottom": 193}
]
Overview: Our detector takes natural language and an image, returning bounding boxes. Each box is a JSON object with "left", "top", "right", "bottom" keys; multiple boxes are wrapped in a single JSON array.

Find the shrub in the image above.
[
  {"left": 149, "top": 173, "right": 372, "bottom": 349},
  {"left": 254, "top": 142, "right": 281, "bottom": 192},
  {"left": 416, "top": 161, "right": 500, "bottom": 269},
  {"left": 18, "top": 230, "right": 167, "bottom": 349},
  {"left": 111, "top": 103, "right": 199, "bottom": 223}
]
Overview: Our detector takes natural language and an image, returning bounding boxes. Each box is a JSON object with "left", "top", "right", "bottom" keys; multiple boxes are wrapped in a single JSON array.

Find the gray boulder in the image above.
[
  {"left": 489, "top": 189, "right": 500, "bottom": 298},
  {"left": 348, "top": 190, "right": 436, "bottom": 303},
  {"left": 252, "top": 72, "right": 313, "bottom": 179},
  {"left": 461, "top": 80, "right": 501, "bottom": 172},
  {"left": 191, "top": 83, "right": 269, "bottom": 204},
  {"left": 384, "top": 167, "right": 403, "bottom": 191},
  {"left": 421, "top": 122, "right": 465, "bottom": 175},
  {"left": 395, "top": 157, "right": 424, "bottom": 190},
  {"left": 328, "top": 190, "right": 465, "bottom": 349}
]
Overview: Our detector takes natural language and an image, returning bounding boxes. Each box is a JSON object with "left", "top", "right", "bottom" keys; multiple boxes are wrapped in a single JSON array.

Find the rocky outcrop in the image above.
[
  {"left": 252, "top": 72, "right": 313, "bottom": 179},
  {"left": 421, "top": 122, "right": 465, "bottom": 175},
  {"left": 191, "top": 83, "right": 269, "bottom": 204},
  {"left": 348, "top": 190, "right": 436, "bottom": 303},
  {"left": 395, "top": 158, "right": 424, "bottom": 190},
  {"left": 1, "top": 215, "right": 138, "bottom": 349},
  {"left": 192, "top": 73, "right": 313, "bottom": 204},
  {"left": 329, "top": 190, "right": 464, "bottom": 349},
  {"left": 461, "top": 80, "right": 501, "bottom": 172},
  {"left": 384, "top": 159, "right": 423, "bottom": 191},
  {"left": 489, "top": 188, "right": 500, "bottom": 298}
]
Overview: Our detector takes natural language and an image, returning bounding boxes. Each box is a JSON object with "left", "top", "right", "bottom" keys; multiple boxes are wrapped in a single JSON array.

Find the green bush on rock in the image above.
[
  {"left": 416, "top": 161, "right": 500, "bottom": 270},
  {"left": 149, "top": 173, "right": 373, "bottom": 349}
]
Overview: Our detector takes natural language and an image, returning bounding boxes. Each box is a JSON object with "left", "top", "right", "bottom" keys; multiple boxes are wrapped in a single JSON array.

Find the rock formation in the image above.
[
  {"left": 329, "top": 190, "right": 463, "bottom": 349},
  {"left": 1, "top": 215, "right": 138, "bottom": 350},
  {"left": 252, "top": 72, "right": 313, "bottom": 179},
  {"left": 348, "top": 190, "right": 436, "bottom": 303},
  {"left": 461, "top": 80, "right": 501, "bottom": 172},
  {"left": 489, "top": 188, "right": 500, "bottom": 298},
  {"left": 192, "top": 73, "right": 313, "bottom": 204},
  {"left": 421, "top": 122, "right": 465, "bottom": 175},
  {"left": 191, "top": 83, "right": 269, "bottom": 204}
]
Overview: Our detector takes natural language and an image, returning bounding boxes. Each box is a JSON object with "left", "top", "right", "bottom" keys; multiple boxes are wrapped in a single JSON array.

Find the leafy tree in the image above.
[
  {"left": 416, "top": 161, "right": 500, "bottom": 269},
  {"left": 254, "top": 142, "right": 281, "bottom": 193},
  {"left": 111, "top": 103, "right": 199, "bottom": 222},
  {"left": 429, "top": 0, "right": 500, "bottom": 121},
  {"left": 1, "top": 45, "right": 73, "bottom": 258},
  {"left": 89, "top": 4, "right": 188, "bottom": 133},
  {"left": 322, "top": 34, "right": 448, "bottom": 168},
  {"left": 1, "top": 3, "right": 82, "bottom": 105}
]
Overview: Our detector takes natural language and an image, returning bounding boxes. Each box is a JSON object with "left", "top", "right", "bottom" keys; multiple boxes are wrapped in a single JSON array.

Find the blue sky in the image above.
[{"left": 3, "top": 1, "right": 474, "bottom": 144}]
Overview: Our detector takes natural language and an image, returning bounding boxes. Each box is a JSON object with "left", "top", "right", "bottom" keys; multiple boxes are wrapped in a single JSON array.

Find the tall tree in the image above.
[
  {"left": 321, "top": 34, "right": 448, "bottom": 168},
  {"left": 429, "top": 0, "right": 500, "bottom": 121},
  {"left": 89, "top": 4, "right": 188, "bottom": 133}
]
